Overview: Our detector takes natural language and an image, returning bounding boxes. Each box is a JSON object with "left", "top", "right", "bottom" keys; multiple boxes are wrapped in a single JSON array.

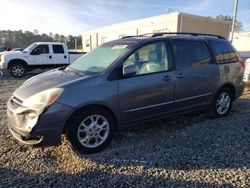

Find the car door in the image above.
[
  {"left": 172, "top": 39, "right": 220, "bottom": 111},
  {"left": 30, "top": 44, "right": 51, "bottom": 65},
  {"left": 52, "top": 44, "right": 68, "bottom": 65},
  {"left": 118, "top": 41, "right": 175, "bottom": 124}
]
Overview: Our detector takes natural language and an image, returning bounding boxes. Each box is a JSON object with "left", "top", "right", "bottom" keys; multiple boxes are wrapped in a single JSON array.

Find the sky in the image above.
[{"left": 0, "top": 0, "right": 250, "bottom": 36}]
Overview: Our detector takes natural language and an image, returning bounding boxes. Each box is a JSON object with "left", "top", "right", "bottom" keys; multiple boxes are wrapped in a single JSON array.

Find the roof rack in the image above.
[
  {"left": 151, "top": 32, "right": 226, "bottom": 39},
  {"left": 121, "top": 35, "right": 138, "bottom": 39},
  {"left": 121, "top": 32, "right": 226, "bottom": 39}
]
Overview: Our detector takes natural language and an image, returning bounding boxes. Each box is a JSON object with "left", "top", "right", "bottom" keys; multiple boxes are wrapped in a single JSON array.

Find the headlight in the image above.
[
  {"left": 22, "top": 88, "right": 64, "bottom": 110},
  {"left": 0, "top": 55, "right": 6, "bottom": 62}
]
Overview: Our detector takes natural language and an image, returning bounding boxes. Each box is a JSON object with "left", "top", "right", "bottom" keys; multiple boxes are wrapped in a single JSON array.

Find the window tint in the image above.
[
  {"left": 32, "top": 45, "right": 49, "bottom": 54},
  {"left": 209, "top": 40, "right": 238, "bottom": 64},
  {"left": 52, "top": 45, "right": 64, "bottom": 54},
  {"left": 172, "top": 40, "right": 211, "bottom": 69},
  {"left": 123, "top": 41, "right": 171, "bottom": 75}
]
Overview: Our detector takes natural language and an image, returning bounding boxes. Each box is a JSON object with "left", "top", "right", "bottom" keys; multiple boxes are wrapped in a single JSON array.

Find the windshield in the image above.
[
  {"left": 68, "top": 45, "right": 129, "bottom": 73},
  {"left": 23, "top": 43, "right": 37, "bottom": 53}
]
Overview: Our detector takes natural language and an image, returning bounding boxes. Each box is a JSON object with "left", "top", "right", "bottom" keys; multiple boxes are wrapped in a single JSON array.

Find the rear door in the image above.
[
  {"left": 52, "top": 44, "right": 68, "bottom": 65},
  {"left": 118, "top": 41, "right": 175, "bottom": 124},
  {"left": 172, "top": 39, "right": 220, "bottom": 111},
  {"left": 208, "top": 39, "right": 244, "bottom": 86}
]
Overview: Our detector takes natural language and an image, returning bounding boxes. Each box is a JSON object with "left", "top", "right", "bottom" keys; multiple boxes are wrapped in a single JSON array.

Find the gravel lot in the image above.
[{"left": 0, "top": 73, "right": 249, "bottom": 187}]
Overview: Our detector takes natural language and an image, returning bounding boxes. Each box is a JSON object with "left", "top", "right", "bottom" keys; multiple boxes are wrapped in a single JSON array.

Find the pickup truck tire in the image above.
[
  {"left": 66, "top": 107, "right": 115, "bottom": 154},
  {"left": 9, "top": 63, "right": 26, "bottom": 77}
]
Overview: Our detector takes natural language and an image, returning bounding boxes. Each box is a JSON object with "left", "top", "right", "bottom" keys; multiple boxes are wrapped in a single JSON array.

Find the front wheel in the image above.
[
  {"left": 66, "top": 107, "right": 116, "bottom": 154},
  {"left": 9, "top": 63, "right": 26, "bottom": 77},
  {"left": 209, "top": 88, "right": 233, "bottom": 118}
]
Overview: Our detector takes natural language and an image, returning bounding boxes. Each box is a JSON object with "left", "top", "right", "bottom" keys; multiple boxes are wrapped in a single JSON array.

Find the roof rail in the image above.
[
  {"left": 121, "top": 35, "right": 138, "bottom": 39},
  {"left": 121, "top": 32, "right": 226, "bottom": 39},
  {"left": 121, "top": 33, "right": 154, "bottom": 39},
  {"left": 151, "top": 32, "right": 226, "bottom": 39}
]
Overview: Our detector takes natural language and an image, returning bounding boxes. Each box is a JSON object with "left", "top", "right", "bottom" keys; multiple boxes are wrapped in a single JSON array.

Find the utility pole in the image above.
[
  {"left": 230, "top": 0, "right": 239, "bottom": 42},
  {"left": 75, "top": 37, "right": 77, "bottom": 51}
]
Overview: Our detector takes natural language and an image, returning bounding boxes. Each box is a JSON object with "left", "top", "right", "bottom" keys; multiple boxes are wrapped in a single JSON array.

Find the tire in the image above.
[
  {"left": 66, "top": 107, "right": 116, "bottom": 154},
  {"left": 9, "top": 63, "right": 26, "bottom": 77},
  {"left": 209, "top": 87, "right": 233, "bottom": 118}
]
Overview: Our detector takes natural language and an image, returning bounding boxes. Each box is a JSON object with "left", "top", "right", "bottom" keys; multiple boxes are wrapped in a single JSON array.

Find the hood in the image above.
[
  {"left": 14, "top": 68, "right": 91, "bottom": 100},
  {"left": 0, "top": 51, "right": 11, "bottom": 56},
  {"left": 3, "top": 51, "right": 24, "bottom": 59}
]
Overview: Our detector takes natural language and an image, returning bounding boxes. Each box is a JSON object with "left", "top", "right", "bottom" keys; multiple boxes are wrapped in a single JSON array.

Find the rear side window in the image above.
[
  {"left": 172, "top": 40, "right": 211, "bottom": 69},
  {"left": 209, "top": 40, "right": 238, "bottom": 64},
  {"left": 52, "top": 45, "right": 64, "bottom": 54}
]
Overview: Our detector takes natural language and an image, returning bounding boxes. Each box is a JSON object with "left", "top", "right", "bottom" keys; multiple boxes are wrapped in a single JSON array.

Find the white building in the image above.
[
  {"left": 232, "top": 32, "right": 250, "bottom": 59},
  {"left": 82, "top": 12, "right": 230, "bottom": 52}
]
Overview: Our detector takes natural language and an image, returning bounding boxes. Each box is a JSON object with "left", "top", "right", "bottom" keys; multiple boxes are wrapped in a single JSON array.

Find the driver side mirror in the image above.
[{"left": 123, "top": 64, "right": 137, "bottom": 77}]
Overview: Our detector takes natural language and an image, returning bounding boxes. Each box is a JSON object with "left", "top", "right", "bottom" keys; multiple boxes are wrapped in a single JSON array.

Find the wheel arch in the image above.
[
  {"left": 63, "top": 104, "right": 119, "bottom": 133},
  {"left": 217, "top": 83, "right": 236, "bottom": 101},
  {"left": 8, "top": 59, "right": 28, "bottom": 69}
]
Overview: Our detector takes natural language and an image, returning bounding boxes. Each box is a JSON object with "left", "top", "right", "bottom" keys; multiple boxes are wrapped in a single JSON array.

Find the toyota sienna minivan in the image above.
[{"left": 7, "top": 33, "right": 245, "bottom": 154}]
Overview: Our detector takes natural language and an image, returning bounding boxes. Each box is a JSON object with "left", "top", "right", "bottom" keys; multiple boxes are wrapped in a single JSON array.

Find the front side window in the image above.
[
  {"left": 123, "top": 41, "right": 171, "bottom": 75},
  {"left": 52, "top": 45, "right": 64, "bottom": 54},
  {"left": 31, "top": 45, "right": 49, "bottom": 54},
  {"left": 172, "top": 40, "right": 212, "bottom": 69},
  {"left": 209, "top": 40, "right": 238, "bottom": 64}
]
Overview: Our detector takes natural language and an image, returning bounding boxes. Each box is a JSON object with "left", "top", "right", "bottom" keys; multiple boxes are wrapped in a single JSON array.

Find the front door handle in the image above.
[
  {"left": 49, "top": 55, "right": 52, "bottom": 59},
  {"left": 176, "top": 73, "right": 185, "bottom": 79},
  {"left": 163, "top": 75, "right": 172, "bottom": 81}
]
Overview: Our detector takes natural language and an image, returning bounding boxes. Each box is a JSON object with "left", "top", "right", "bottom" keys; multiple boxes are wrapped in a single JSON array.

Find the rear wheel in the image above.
[
  {"left": 9, "top": 63, "right": 26, "bottom": 77},
  {"left": 66, "top": 107, "right": 116, "bottom": 154},
  {"left": 209, "top": 87, "right": 233, "bottom": 118}
]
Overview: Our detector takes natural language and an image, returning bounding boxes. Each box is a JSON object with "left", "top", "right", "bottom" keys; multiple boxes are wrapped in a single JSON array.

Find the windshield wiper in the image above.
[{"left": 65, "top": 67, "right": 85, "bottom": 76}]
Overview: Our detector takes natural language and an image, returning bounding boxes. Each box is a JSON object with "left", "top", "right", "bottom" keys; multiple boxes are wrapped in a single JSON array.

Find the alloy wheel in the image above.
[
  {"left": 216, "top": 92, "right": 231, "bottom": 115},
  {"left": 77, "top": 115, "right": 110, "bottom": 148}
]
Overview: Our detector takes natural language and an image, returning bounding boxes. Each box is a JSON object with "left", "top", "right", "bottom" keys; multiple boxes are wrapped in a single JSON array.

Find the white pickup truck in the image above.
[{"left": 0, "top": 42, "right": 85, "bottom": 77}]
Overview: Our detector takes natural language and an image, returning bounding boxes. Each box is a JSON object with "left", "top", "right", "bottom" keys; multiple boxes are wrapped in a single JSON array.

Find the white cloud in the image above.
[
  {"left": 0, "top": 0, "right": 249, "bottom": 35},
  {"left": 0, "top": 0, "right": 89, "bottom": 35}
]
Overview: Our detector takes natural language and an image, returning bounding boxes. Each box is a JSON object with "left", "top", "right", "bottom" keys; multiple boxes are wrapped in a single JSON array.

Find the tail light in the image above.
[
  {"left": 240, "top": 59, "right": 245, "bottom": 70},
  {"left": 236, "top": 52, "right": 245, "bottom": 70}
]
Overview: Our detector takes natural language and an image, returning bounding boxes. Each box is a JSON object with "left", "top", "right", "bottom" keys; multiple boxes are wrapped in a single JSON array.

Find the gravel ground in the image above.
[{"left": 0, "top": 73, "right": 249, "bottom": 187}]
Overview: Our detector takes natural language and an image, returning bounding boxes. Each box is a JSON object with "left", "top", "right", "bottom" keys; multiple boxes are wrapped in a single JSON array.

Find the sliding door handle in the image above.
[
  {"left": 176, "top": 73, "right": 185, "bottom": 79},
  {"left": 163, "top": 75, "right": 172, "bottom": 81}
]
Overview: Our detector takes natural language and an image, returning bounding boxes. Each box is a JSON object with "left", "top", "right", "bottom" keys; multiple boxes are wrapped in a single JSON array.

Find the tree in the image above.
[
  {"left": 0, "top": 30, "right": 81, "bottom": 50},
  {"left": 216, "top": 15, "right": 243, "bottom": 31},
  {"left": 33, "top": 29, "right": 39, "bottom": 35}
]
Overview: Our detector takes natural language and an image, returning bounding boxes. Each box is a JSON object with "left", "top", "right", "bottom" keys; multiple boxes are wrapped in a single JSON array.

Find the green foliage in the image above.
[
  {"left": 216, "top": 15, "right": 243, "bottom": 31},
  {"left": 0, "top": 30, "right": 82, "bottom": 50}
]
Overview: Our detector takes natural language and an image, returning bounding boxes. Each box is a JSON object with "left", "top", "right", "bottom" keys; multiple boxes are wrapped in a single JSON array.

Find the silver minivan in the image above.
[{"left": 7, "top": 33, "right": 245, "bottom": 154}]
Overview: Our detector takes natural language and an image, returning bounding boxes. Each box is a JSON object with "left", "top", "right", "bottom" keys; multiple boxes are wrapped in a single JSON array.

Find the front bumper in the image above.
[
  {"left": 7, "top": 99, "right": 74, "bottom": 147},
  {"left": 0, "top": 60, "right": 8, "bottom": 76},
  {"left": 0, "top": 60, "right": 8, "bottom": 69}
]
